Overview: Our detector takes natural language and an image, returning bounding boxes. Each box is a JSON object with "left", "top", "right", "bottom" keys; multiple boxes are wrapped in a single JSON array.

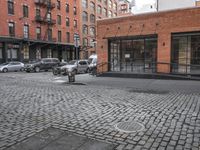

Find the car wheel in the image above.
[
  {"left": 53, "top": 69, "right": 58, "bottom": 75},
  {"left": 2, "top": 68, "right": 8, "bottom": 73},
  {"left": 73, "top": 69, "right": 77, "bottom": 74},
  {"left": 20, "top": 68, "right": 24, "bottom": 71},
  {"left": 85, "top": 68, "right": 90, "bottom": 73},
  {"left": 35, "top": 67, "right": 40, "bottom": 72}
]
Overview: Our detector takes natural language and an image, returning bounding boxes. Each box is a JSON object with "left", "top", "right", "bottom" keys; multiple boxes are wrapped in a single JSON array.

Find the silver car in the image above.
[
  {"left": 0, "top": 62, "right": 24, "bottom": 73},
  {"left": 61, "top": 60, "right": 89, "bottom": 74}
]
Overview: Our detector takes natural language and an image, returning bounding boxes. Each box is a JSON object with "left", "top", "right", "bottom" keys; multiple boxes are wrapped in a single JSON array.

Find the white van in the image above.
[{"left": 88, "top": 54, "right": 97, "bottom": 70}]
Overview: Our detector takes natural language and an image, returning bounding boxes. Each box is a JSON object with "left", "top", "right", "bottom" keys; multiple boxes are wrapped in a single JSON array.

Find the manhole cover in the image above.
[{"left": 115, "top": 121, "right": 145, "bottom": 133}]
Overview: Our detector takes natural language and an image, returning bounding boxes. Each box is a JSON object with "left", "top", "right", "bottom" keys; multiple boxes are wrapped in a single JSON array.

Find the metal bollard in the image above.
[{"left": 68, "top": 72, "right": 75, "bottom": 82}]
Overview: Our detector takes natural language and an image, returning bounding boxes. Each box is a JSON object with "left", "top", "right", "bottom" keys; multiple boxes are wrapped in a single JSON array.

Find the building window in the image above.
[
  {"left": 57, "top": 15, "right": 61, "bottom": 25},
  {"left": 108, "top": 0, "right": 112, "bottom": 8},
  {"left": 90, "top": 27, "right": 95, "bottom": 37},
  {"left": 47, "top": 49, "right": 52, "bottom": 58},
  {"left": 8, "top": 0, "right": 14, "bottom": 15},
  {"left": 57, "top": 0, "right": 61, "bottom": 10},
  {"left": 36, "top": 8, "right": 40, "bottom": 17},
  {"left": 23, "top": 5, "right": 29, "bottom": 18},
  {"left": 82, "top": 0, "right": 88, "bottom": 9},
  {"left": 97, "top": 5, "right": 102, "bottom": 14},
  {"left": 66, "top": 17, "right": 70, "bottom": 26},
  {"left": 103, "top": 8, "right": 107, "bottom": 16},
  {"left": 172, "top": 33, "right": 200, "bottom": 74},
  {"left": 36, "top": 27, "right": 41, "bottom": 40},
  {"left": 7, "top": 49, "right": 17, "bottom": 59},
  {"left": 90, "top": 2, "right": 95, "bottom": 12},
  {"left": 0, "top": 48, "right": 2, "bottom": 59},
  {"left": 83, "top": 38, "right": 88, "bottom": 46},
  {"left": 108, "top": 10, "right": 112, "bottom": 18},
  {"left": 113, "top": 13, "right": 117, "bottom": 17},
  {"left": 74, "top": 7, "right": 77, "bottom": 15},
  {"left": 66, "top": 32, "right": 70, "bottom": 43},
  {"left": 23, "top": 45, "right": 29, "bottom": 59},
  {"left": 48, "top": 29, "right": 52, "bottom": 41},
  {"left": 58, "top": 31, "right": 62, "bottom": 42},
  {"left": 74, "top": 20, "right": 77, "bottom": 28},
  {"left": 114, "top": 2, "right": 117, "bottom": 11},
  {"left": 66, "top": 4, "right": 69, "bottom": 13},
  {"left": 82, "top": 11, "right": 88, "bottom": 22},
  {"left": 23, "top": 25, "right": 29, "bottom": 38},
  {"left": 90, "top": 14, "right": 95, "bottom": 23},
  {"left": 90, "top": 39, "right": 95, "bottom": 47},
  {"left": 8, "top": 22, "right": 15, "bottom": 36},
  {"left": 98, "top": 0, "right": 101, "bottom": 2},
  {"left": 47, "top": 12, "right": 51, "bottom": 21},
  {"left": 103, "top": 0, "right": 107, "bottom": 5},
  {"left": 83, "top": 25, "right": 88, "bottom": 35}
]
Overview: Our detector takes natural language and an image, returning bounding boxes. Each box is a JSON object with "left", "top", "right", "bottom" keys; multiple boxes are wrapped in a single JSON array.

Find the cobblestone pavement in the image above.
[{"left": 0, "top": 72, "right": 200, "bottom": 150}]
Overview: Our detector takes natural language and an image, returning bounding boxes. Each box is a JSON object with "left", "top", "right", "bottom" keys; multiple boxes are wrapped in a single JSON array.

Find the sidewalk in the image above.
[{"left": 5, "top": 127, "right": 115, "bottom": 150}]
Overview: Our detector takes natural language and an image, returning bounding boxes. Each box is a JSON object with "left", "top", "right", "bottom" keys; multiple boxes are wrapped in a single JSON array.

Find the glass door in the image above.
[{"left": 110, "top": 40, "right": 120, "bottom": 71}]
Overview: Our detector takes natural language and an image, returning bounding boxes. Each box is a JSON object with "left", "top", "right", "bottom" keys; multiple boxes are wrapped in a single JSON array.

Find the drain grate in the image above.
[{"left": 115, "top": 121, "right": 145, "bottom": 133}]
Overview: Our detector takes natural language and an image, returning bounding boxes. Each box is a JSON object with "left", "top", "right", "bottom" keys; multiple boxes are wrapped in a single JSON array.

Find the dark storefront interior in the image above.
[
  {"left": 171, "top": 32, "right": 200, "bottom": 75},
  {"left": 108, "top": 36, "right": 157, "bottom": 73},
  {"left": 108, "top": 33, "right": 200, "bottom": 75}
]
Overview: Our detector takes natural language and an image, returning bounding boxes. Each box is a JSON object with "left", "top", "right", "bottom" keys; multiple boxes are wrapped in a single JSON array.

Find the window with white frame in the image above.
[{"left": 23, "top": 25, "right": 29, "bottom": 38}]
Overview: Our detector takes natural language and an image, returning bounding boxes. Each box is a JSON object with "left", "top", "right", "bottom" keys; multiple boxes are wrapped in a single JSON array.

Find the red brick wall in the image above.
[
  {"left": 97, "top": 7, "right": 200, "bottom": 73},
  {"left": 80, "top": 0, "right": 119, "bottom": 58},
  {"left": 0, "top": 0, "right": 80, "bottom": 44}
]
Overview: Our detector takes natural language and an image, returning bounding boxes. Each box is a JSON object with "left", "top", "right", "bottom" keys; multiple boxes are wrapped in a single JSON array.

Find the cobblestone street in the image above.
[{"left": 0, "top": 72, "right": 200, "bottom": 150}]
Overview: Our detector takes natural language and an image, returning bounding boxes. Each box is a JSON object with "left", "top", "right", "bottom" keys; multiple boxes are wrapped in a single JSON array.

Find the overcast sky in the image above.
[{"left": 134, "top": 0, "right": 155, "bottom": 8}]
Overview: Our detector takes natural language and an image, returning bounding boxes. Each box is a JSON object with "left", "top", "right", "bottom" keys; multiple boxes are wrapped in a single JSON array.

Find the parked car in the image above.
[
  {"left": 24, "top": 58, "right": 60, "bottom": 72},
  {"left": 61, "top": 60, "right": 89, "bottom": 74},
  {"left": 88, "top": 54, "right": 97, "bottom": 71},
  {"left": 0, "top": 61, "right": 24, "bottom": 73},
  {"left": 52, "top": 61, "right": 68, "bottom": 75}
]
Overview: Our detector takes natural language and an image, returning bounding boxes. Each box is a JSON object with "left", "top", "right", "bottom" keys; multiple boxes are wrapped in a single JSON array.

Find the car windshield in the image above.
[
  {"left": 88, "top": 58, "right": 97, "bottom": 64},
  {"left": 68, "top": 60, "right": 77, "bottom": 65},
  {"left": 0, "top": 63, "right": 9, "bottom": 66},
  {"left": 88, "top": 58, "right": 93, "bottom": 64}
]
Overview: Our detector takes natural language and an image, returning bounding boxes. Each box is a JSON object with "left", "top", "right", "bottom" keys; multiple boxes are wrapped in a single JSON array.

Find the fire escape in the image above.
[{"left": 34, "top": 0, "right": 56, "bottom": 42}]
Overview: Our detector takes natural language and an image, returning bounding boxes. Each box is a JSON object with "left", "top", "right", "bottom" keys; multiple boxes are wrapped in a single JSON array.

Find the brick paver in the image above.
[{"left": 0, "top": 73, "right": 200, "bottom": 150}]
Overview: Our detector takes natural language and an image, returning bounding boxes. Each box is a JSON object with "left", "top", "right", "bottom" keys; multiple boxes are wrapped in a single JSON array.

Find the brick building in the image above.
[
  {"left": 0, "top": 0, "right": 80, "bottom": 63},
  {"left": 118, "top": 0, "right": 131, "bottom": 16},
  {"left": 80, "top": 0, "right": 119, "bottom": 58},
  {"left": 97, "top": 7, "right": 200, "bottom": 75}
]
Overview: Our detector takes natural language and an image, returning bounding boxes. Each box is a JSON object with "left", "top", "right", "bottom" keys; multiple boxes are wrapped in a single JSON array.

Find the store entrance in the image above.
[{"left": 171, "top": 33, "right": 200, "bottom": 75}]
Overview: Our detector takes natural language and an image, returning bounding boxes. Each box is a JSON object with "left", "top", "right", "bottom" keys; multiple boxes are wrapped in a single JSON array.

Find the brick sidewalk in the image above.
[{"left": 0, "top": 73, "right": 200, "bottom": 150}]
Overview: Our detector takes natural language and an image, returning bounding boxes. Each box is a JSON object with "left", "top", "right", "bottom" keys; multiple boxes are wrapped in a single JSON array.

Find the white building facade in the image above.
[{"left": 157, "top": 0, "right": 196, "bottom": 11}]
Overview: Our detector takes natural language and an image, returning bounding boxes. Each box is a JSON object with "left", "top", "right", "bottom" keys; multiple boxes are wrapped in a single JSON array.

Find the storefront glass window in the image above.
[
  {"left": 172, "top": 33, "right": 200, "bottom": 75},
  {"left": 0, "top": 48, "right": 2, "bottom": 58},
  {"left": 7, "top": 49, "right": 17, "bottom": 59},
  {"left": 109, "top": 37, "right": 157, "bottom": 73}
]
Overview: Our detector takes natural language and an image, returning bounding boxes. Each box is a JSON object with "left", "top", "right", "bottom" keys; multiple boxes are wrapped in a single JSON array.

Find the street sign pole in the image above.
[{"left": 74, "top": 33, "right": 80, "bottom": 60}]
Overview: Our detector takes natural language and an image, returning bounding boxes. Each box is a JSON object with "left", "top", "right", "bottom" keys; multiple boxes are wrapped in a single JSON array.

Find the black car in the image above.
[{"left": 24, "top": 58, "right": 60, "bottom": 72}]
